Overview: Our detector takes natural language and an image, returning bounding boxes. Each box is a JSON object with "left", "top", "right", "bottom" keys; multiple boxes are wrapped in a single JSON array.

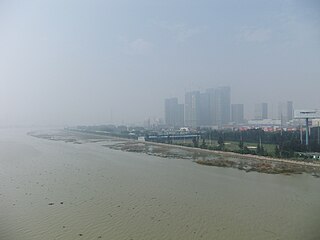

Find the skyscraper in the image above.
[
  {"left": 254, "top": 103, "right": 268, "bottom": 120},
  {"left": 201, "top": 86, "right": 231, "bottom": 126},
  {"left": 231, "top": 104, "right": 244, "bottom": 124},
  {"left": 199, "top": 92, "right": 210, "bottom": 126},
  {"left": 217, "top": 86, "right": 231, "bottom": 125},
  {"left": 206, "top": 88, "right": 217, "bottom": 125},
  {"left": 181, "top": 87, "right": 231, "bottom": 127},
  {"left": 165, "top": 98, "right": 184, "bottom": 127},
  {"left": 278, "top": 101, "right": 294, "bottom": 124},
  {"left": 176, "top": 103, "right": 185, "bottom": 127},
  {"left": 287, "top": 101, "right": 294, "bottom": 121},
  {"left": 184, "top": 91, "right": 200, "bottom": 127}
]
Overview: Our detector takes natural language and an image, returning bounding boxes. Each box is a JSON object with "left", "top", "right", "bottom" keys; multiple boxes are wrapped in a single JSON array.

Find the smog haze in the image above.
[{"left": 0, "top": 0, "right": 319, "bottom": 126}]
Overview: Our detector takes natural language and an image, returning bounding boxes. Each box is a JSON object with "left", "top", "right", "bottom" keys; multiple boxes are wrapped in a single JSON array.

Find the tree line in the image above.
[{"left": 196, "top": 128, "right": 320, "bottom": 158}]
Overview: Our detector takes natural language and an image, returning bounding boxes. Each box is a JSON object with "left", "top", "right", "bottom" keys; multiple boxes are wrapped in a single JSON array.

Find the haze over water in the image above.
[
  {"left": 1, "top": 1, "right": 320, "bottom": 125},
  {"left": 1, "top": 129, "right": 319, "bottom": 240}
]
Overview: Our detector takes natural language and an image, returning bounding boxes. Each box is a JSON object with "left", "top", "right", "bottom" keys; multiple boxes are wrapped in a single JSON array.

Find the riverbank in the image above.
[
  {"left": 147, "top": 141, "right": 320, "bottom": 167},
  {"left": 29, "top": 129, "right": 320, "bottom": 177},
  {"left": 108, "top": 140, "right": 320, "bottom": 177}
]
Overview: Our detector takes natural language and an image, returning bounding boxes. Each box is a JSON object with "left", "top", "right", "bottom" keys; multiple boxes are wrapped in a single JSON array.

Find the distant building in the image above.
[
  {"left": 215, "top": 86, "right": 231, "bottom": 126},
  {"left": 254, "top": 103, "right": 268, "bottom": 120},
  {"left": 248, "top": 119, "right": 281, "bottom": 126},
  {"left": 165, "top": 98, "right": 177, "bottom": 126},
  {"left": 177, "top": 103, "right": 184, "bottom": 127},
  {"left": 205, "top": 87, "right": 231, "bottom": 126},
  {"left": 164, "top": 98, "right": 184, "bottom": 127},
  {"left": 311, "top": 119, "right": 320, "bottom": 127},
  {"left": 199, "top": 92, "right": 210, "bottom": 126},
  {"left": 167, "top": 86, "right": 232, "bottom": 128},
  {"left": 231, "top": 104, "right": 244, "bottom": 124},
  {"left": 206, "top": 88, "right": 217, "bottom": 125},
  {"left": 184, "top": 91, "right": 200, "bottom": 127},
  {"left": 278, "top": 101, "right": 294, "bottom": 124},
  {"left": 183, "top": 87, "right": 231, "bottom": 127}
]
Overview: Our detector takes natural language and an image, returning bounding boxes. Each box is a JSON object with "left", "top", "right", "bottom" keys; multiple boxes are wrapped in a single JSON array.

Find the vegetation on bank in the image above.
[
  {"left": 108, "top": 141, "right": 320, "bottom": 177},
  {"left": 33, "top": 129, "right": 320, "bottom": 177},
  {"left": 177, "top": 128, "right": 320, "bottom": 160},
  {"left": 69, "top": 125, "right": 320, "bottom": 161}
]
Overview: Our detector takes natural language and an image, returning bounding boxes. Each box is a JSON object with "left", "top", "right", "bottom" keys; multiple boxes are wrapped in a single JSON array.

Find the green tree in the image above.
[
  {"left": 200, "top": 138, "right": 207, "bottom": 149},
  {"left": 192, "top": 137, "right": 199, "bottom": 148},
  {"left": 218, "top": 136, "right": 224, "bottom": 150},
  {"left": 209, "top": 130, "right": 214, "bottom": 145},
  {"left": 239, "top": 140, "right": 244, "bottom": 150},
  {"left": 275, "top": 145, "right": 280, "bottom": 158},
  {"left": 257, "top": 144, "right": 261, "bottom": 155}
]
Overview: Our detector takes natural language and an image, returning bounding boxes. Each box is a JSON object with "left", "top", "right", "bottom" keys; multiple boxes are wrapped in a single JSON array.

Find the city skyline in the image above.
[
  {"left": 165, "top": 86, "right": 300, "bottom": 128},
  {"left": 0, "top": 0, "right": 319, "bottom": 126}
]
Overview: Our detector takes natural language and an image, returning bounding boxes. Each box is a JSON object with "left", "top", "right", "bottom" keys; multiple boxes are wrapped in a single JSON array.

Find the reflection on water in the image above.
[{"left": 1, "top": 129, "right": 320, "bottom": 240}]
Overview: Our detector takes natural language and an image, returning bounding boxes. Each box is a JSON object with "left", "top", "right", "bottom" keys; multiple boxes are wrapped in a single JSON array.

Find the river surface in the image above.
[{"left": 0, "top": 129, "right": 320, "bottom": 240}]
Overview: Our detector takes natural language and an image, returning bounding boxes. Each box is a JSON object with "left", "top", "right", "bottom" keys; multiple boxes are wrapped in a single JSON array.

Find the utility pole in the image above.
[
  {"left": 280, "top": 114, "right": 283, "bottom": 136},
  {"left": 306, "top": 118, "right": 309, "bottom": 147},
  {"left": 300, "top": 122, "right": 303, "bottom": 144},
  {"left": 259, "top": 130, "right": 262, "bottom": 149},
  {"left": 318, "top": 120, "right": 320, "bottom": 145}
]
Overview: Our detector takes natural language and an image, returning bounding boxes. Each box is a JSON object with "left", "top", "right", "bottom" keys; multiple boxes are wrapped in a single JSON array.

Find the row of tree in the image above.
[{"left": 195, "top": 128, "right": 320, "bottom": 158}]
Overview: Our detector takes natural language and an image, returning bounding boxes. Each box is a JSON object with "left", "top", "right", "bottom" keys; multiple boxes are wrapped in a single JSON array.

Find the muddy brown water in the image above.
[{"left": 1, "top": 129, "right": 320, "bottom": 240}]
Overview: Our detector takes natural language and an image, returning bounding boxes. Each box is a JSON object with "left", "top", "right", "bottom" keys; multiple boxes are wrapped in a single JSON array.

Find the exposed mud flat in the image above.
[
  {"left": 28, "top": 130, "right": 118, "bottom": 145},
  {"left": 107, "top": 141, "right": 219, "bottom": 161},
  {"left": 106, "top": 140, "right": 320, "bottom": 177},
  {"left": 31, "top": 130, "right": 320, "bottom": 177},
  {"left": 196, "top": 158, "right": 320, "bottom": 176}
]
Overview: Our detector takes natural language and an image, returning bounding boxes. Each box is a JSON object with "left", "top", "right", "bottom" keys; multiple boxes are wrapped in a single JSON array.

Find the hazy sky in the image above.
[{"left": 0, "top": 0, "right": 319, "bottom": 126}]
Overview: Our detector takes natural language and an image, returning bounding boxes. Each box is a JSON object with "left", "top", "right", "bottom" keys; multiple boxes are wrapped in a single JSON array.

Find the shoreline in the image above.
[
  {"left": 109, "top": 140, "right": 320, "bottom": 176},
  {"left": 69, "top": 129, "right": 320, "bottom": 168},
  {"left": 31, "top": 129, "right": 320, "bottom": 177},
  {"left": 142, "top": 141, "right": 320, "bottom": 168}
]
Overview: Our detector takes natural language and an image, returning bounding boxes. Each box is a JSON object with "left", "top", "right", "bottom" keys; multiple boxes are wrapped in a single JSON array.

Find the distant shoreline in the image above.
[
  {"left": 104, "top": 138, "right": 320, "bottom": 176},
  {"left": 31, "top": 129, "right": 320, "bottom": 177},
  {"left": 147, "top": 141, "right": 320, "bottom": 167},
  {"left": 67, "top": 129, "right": 320, "bottom": 167}
]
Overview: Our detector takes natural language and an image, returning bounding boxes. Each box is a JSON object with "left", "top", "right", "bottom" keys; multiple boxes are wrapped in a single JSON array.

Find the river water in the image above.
[{"left": 0, "top": 129, "right": 319, "bottom": 240}]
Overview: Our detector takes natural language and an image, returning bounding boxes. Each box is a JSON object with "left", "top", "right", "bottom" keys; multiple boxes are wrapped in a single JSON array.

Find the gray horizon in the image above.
[{"left": 0, "top": 0, "right": 319, "bottom": 126}]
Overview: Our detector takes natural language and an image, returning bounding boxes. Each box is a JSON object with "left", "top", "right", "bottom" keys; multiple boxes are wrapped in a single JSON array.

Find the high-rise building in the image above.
[
  {"left": 216, "top": 86, "right": 231, "bottom": 125},
  {"left": 176, "top": 103, "right": 185, "bottom": 127},
  {"left": 165, "top": 98, "right": 184, "bottom": 127},
  {"left": 231, "top": 104, "right": 244, "bottom": 124},
  {"left": 184, "top": 91, "right": 200, "bottom": 127},
  {"left": 199, "top": 92, "right": 210, "bottom": 126},
  {"left": 181, "top": 87, "right": 231, "bottom": 128},
  {"left": 165, "top": 98, "right": 177, "bottom": 126},
  {"left": 254, "top": 103, "right": 268, "bottom": 120},
  {"left": 198, "top": 86, "right": 231, "bottom": 126},
  {"left": 206, "top": 88, "right": 217, "bottom": 125},
  {"left": 278, "top": 101, "right": 294, "bottom": 124},
  {"left": 287, "top": 101, "right": 293, "bottom": 121}
]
